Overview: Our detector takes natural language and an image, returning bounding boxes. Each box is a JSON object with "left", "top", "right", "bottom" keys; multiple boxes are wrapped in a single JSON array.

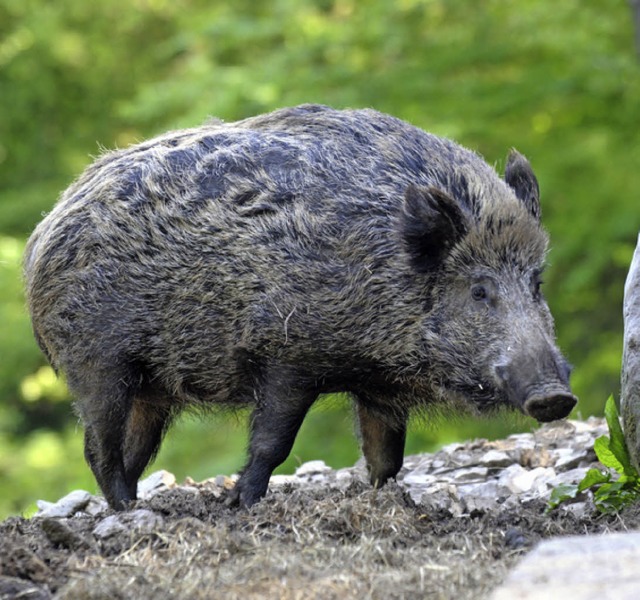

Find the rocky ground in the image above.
[{"left": 2, "top": 417, "right": 640, "bottom": 600}]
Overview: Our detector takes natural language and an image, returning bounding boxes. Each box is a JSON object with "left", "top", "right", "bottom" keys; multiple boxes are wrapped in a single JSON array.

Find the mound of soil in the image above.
[{"left": 2, "top": 424, "right": 639, "bottom": 600}]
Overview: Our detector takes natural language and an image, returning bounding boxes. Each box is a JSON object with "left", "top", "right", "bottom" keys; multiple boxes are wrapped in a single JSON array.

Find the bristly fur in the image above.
[{"left": 23, "top": 104, "right": 572, "bottom": 509}]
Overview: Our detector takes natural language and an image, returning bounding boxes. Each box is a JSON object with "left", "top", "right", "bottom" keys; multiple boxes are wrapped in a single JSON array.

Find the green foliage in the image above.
[
  {"left": 1, "top": 0, "right": 639, "bottom": 517},
  {"left": 548, "top": 397, "right": 640, "bottom": 514}
]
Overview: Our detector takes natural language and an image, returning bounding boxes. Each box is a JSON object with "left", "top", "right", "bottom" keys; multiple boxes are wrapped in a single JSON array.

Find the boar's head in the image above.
[{"left": 401, "top": 151, "right": 577, "bottom": 422}]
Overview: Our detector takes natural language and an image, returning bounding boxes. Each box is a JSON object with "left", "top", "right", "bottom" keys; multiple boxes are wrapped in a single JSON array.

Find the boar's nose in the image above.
[
  {"left": 494, "top": 356, "right": 577, "bottom": 423},
  {"left": 523, "top": 392, "right": 577, "bottom": 423}
]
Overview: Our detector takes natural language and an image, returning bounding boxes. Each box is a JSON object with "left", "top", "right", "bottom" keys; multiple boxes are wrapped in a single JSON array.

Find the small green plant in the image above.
[{"left": 548, "top": 396, "right": 640, "bottom": 514}]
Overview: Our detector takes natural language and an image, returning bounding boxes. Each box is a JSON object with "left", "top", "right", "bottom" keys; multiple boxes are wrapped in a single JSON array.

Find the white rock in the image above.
[
  {"left": 506, "top": 433, "right": 535, "bottom": 448},
  {"left": 93, "top": 509, "right": 163, "bottom": 539},
  {"left": 498, "top": 464, "right": 527, "bottom": 491},
  {"left": 35, "top": 490, "right": 91, "bottom": 518},
  {"left": 571, "top": 418, "right": 600, "bottom": 433},
  {"left": 478, "top": 450, "right": 513, "bottom": 468},
  {"left": 416, "top": 483, "right": 463, "bottom": 516},
  {"left": 93, "top": 515, "right": 126, "bottom": 539},
  {"left": 531, "top": 467, "right": 557, "bottom": 495},
  {"left": 403, "top": 455, "right": 435, "bottom": 477},
  {"left": 137, "top": 470, "right": 176, "bottom": 499},
  {"left": 552, "top": 448, "right": 588, "bottom": 471},
  {"left": 574, "top": 432, "right": 597, "bottom": 449},
  {"left": 294, "top": 460, "right": 332, "bottom": 477},
  {"left": 452, "top": 466, "right": 488, "bottom": 482},
  {"left": 549, "top": 467, "right": 589, "bottom": 487},
  {"left": 459, "top": 480, "right": 509, "bottom": 513},
  {"left": 36, "top": 500, "right": 54, "bottom": 512},
  {"left": 403, "top": 472, "right": 437, "bottom": 487},
  {"left": 499, "top": 494, "right": 523, "bottom": 512},
  {"left": 440, "top": 442, "right": 465, "bottom": 454},
  {"left": 129, "top": 508, "right": 163, "bottom": 531},
  {"left": 559, "top": 501, "right": 591, "bottom": 518},
  {"left": 269, "top": 474, "right": 299, "bottom": 486},
  {"left": 84, "top": 497, "right": 109, "bottom": 517},
  {"left": 335, "top": 469, "right": 354, "bottom": 489},
  {"left": 431, "top": 458, "right": 446, "bottom": 470},
  {"left": 499, "top": 465, "right": 556, "bottom": 495}
]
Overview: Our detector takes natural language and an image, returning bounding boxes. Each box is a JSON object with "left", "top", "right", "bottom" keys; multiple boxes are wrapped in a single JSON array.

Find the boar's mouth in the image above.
[{"left": 522, "top": 392, "right": 577, "bottom": 423}]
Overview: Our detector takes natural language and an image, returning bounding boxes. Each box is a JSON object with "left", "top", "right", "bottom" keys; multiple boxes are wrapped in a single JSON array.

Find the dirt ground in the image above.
[{"left": 2, "top": 471, "right": 640, "bottom": 600}]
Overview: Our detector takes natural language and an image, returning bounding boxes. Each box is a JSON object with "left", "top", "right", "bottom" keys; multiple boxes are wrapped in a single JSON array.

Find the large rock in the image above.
[
  {"left": 622, "top": 232, "right": 640, "bottom": 473},
  {"left": 491, "top": 531, "right": 640, "bottom": 599}
]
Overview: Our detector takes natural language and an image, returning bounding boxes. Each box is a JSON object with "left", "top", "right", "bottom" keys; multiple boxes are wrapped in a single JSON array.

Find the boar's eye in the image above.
[
  {"left": 531, "top": 272, "right": 543, "bottom": 300},
  {"left": 471, "top": 284, "right": 488, "bottom": 302}
]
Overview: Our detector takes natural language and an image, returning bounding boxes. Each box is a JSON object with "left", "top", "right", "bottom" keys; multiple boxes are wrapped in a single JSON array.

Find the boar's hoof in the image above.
[
  {"left": 224, "top": 486, "right": 242, "bottom": 508},
  {"left": 224, "top": 480, "right": 265, "bottom": 509},
  {"left": 523, "top": 393, "right": 577, "bottom": 423}
]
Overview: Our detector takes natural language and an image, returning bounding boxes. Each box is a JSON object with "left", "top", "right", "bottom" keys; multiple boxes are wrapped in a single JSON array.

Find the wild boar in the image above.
[{"left": 24, "top": 104, "right": 576, "bottom": 509}]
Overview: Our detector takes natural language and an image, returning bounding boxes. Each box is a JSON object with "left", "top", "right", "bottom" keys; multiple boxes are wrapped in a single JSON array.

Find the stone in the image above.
[
  {"left": 269, "top": 474, "right": 299, "bottom": 486},
  {"left": 335, "top": 468, "right": 354, "bottom": 489},
  {"left": 452, "top": 466, "right": 489, "bottom": 482},
  {"left": 137, "top": 470, "right": 176, "bottom": 499},
  {"left": 294, "top": 460, "right": 332, "bottom": 477},
  {"left": 548, "top": 467, "right": 589, "bottom": 488},
  {"left": 32, "top": 418, "right": 608, "bottom": 531},
  {"left": 478, "top": 449, "right": 513, "bottom": 468},
  {"left": 93, "top": 515, "right": 126, "bottom": 539},
  {"left": 499, "top": 465, "right": 556, "bottom": 496},
  {"left": 93, "top": 509, "right": 163, "bottom": 539},
  {"left": 491, "top": 531, "right": 640, "bottom": 600},
  {"left": 504, "top": 528, "right": 528, "bottom": 549},
  {"left": 35, "top": 490, "right": 91, "bottom": 518},
  {"left": 504, "top": 433, "right": 535, "bottom": 450},
  {"left": 551, "top": 447, "right": 589, "bottom": 471},
  {"left": 215, "top": 474, "right": 236, "bottom": 489},
  {"left": 497, "top": 464, "right": 527, "bottom": 492},
  {"left": 416, "top": 483, "right": 463, "bottom": 516},
  {"left": 40, "top": 517, "right": 93, "bottom": 550},
  {"left": 128, "top": 508, "right": 163, "bottom": 531},
  {"left": 402, "top": 471, "right": 438, "bottom": 488},
  {"left": 440, "top": 442, "right": 465, "bottom": 454},
  {"left": 459, "top": 480, "right": 507, "bottom": 513},
  {"left": 84, "top": 496, "right": 109, "bottom": 517},
  {"left": 559, "top": 501, "right": 590, "bottom": 518},
  {"left": 0, "top": 576, "right": 50, "bottom": 600},
  {"left": 622, "top": 231, "right": 640, "bottom": 473}
]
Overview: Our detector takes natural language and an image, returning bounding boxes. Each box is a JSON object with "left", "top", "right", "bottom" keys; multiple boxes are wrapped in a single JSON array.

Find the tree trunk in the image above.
[
  {"left": 622, "top": 232, "right": 640, "bottom": 472},
  {"left": 631, "top": 0, "right": 640, "bottom": 59}
]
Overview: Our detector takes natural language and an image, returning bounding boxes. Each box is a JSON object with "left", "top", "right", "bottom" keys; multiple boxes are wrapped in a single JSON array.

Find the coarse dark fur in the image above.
[{"left": 24, "top": 104, "right": 576, "bottom": 509}]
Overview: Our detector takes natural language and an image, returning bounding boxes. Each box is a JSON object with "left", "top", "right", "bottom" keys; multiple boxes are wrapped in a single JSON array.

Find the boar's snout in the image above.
[
  {"left": 494, "top": 353, "right": 577, "bottom": 423},
  {"left": 522, "top": 392, "right": 577, "bottom": 423}
]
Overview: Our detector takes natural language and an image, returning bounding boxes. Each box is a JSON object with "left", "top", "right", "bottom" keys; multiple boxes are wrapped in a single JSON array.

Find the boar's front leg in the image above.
[
  {"left": 227, "top": 366, "right": 317, "bottom": 508},
  {"left": 356, "top": 402, "right": 407, "bottom": 487}
]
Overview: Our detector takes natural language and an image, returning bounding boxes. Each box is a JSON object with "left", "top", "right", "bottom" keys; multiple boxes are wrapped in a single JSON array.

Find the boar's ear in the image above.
[
  {"left": 401, "top": 184, "right": 468, "bottom": 272},
  {"left": 505, "top": 150, "right": 541, "bottom": 222}
]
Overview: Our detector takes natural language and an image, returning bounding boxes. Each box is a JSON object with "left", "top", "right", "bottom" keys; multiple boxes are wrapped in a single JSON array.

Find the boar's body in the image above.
[{"left": 24, "top": 105, "right": 576, "bottom": 509}]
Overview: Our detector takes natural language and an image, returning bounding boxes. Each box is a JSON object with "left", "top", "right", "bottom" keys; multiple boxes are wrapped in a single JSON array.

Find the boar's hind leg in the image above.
[
  {"left": 81, "top": 403, "right": 133, "bottom": 511},
  {"left": 356, "top": 403, "right": 407, "bottom": 487},
  {"left": 123, "top": 397, "right": 171, "bottom": 494},
  {"left": 227, "top": 369, "right": 317, "bottom": 508},
  {"left": 74, "top": 366, "right": 144, "bottom": 511}
]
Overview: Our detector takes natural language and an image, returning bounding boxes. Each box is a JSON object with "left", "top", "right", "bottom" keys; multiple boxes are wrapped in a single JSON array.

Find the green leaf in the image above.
[
  {"left": 593, "top": 435, "right": 624, "bottom": 473},
  {"left": 593, "top": 482, "right": 639, "bottom": 514},
  {"left": 546, "top": 483, "right": 580, "bottom": 511},
  {"left": 577, "top": 468, "right": 611, "bottom": 492},
  {"left": 603, "top": 396, "right": 637, "bottom": 478}
]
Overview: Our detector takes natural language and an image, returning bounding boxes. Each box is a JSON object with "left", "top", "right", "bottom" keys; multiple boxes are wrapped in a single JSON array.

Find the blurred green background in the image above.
[{"left": 1, "top": 0, "right": 639, "bottom": 518}]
